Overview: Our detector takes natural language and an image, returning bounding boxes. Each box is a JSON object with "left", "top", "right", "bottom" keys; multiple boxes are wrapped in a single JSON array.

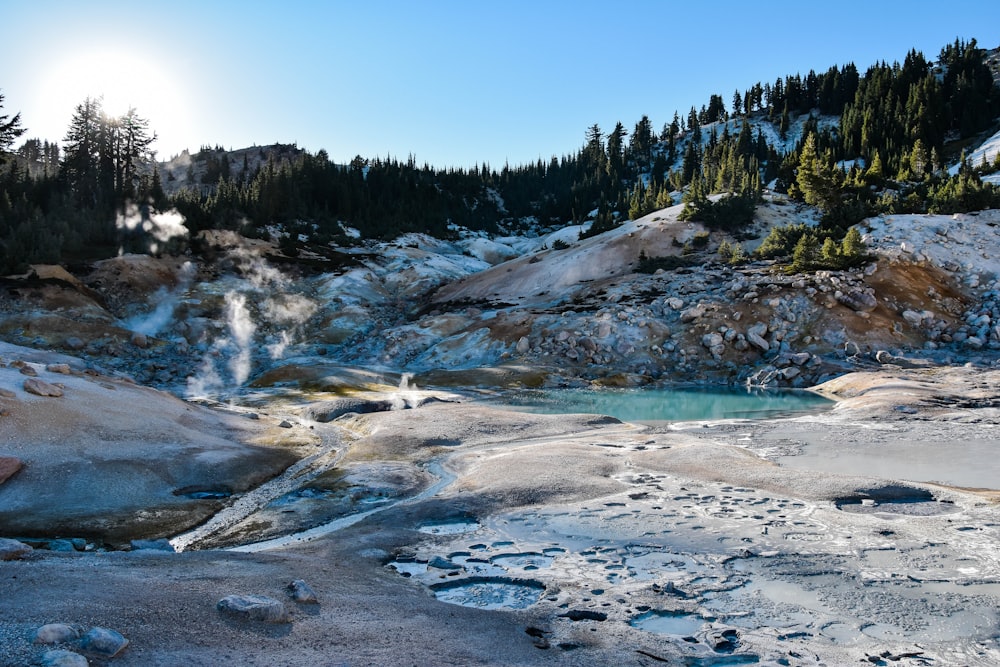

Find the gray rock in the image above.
[
  {"left": 875, "top": 350, "right": 895, "bottom": 364},
  {"left": 0, "top": 537, "right": 32, "bottom": 561},
  {"left": 746, "top": 331, "right": 770, "bottom": 352},
  {"left": 515, "top": 336, "right": 530, "bottom": 353},
  {"left": 40, "top": 650, "right": 88, "bottom": 667},
  {"left": 217, "top": 594, "right": 290, "bottom": 623},
  {"left": 835, "top": 289, "right": 877, "bottom": 312},
  {"left": 64, "top": 337, "right": 86, "bottom": 351},
  {"left": 130, "top": 538, "right": 176, "bottom": 552},
  {"left": 701, "top": 333, "right": 724, "bottom": 350},
  {"left": 78, "top": 627, "right": 129, "bottom": 658},
  {"left": 304, "top": 397, "right": 394, "bottom": 422},
  {"left": 428, "top": 555, "right": 462, "bottom": 570},
  {"left": 779, "top": 367, "right": 800, "bottom": 380},
  {"left": 287, "top": 579, "right": 319, "bottom": 604},
  {"left": 680, "top": 304, "right": 707, "bottom": 323},
  {"left": 34, "top": 623, "right": 81, "bottom": 644},
  {"left": 48, "top": 539, "right": 78, "bottom": 552}
]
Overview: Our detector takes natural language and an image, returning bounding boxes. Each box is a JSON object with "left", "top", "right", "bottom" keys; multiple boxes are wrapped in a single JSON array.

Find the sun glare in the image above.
[{"left": 39, "top": 49, "right": 190, "bottom": 156}]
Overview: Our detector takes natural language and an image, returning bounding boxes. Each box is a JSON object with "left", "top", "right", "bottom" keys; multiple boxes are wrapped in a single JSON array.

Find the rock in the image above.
[
  {"left": 515, "top": 336, "right": 530, "bottom": 354},
  {"left": 23, "top": 377, "right": 64, "bottom": 398},
  {"left": 0, "top": 387, "right": 14, "bottom": 398},
  {"left": 40, "top": 650, "right": 89, "bottom": 667},
  {"left": 965, "top": 336, "right": 985, "bottom": 349},
  {"left": 680, "top": 304, "right": 706, "bottom": 323},
  {"left": 875, "top": 350, "right": 895, "bottom": 364},
  {"left": 666, "top": 297, "right": 684, "bottom": 310},
  {"left": 46, "top": 363, "right": 72, "bottom": 375},
  {"left": 48, "top": 539, "right": 78, "bottom": 552},
  {"left": 428, "top": 555, "right": 462, "bottom": 570},
  {"left": 304, "top": 397, "right": 394, "bottom": 422},
  {"left": 787, "top": 352, "right": 811, "bottom": 366},
  {"left": 78, "top": 627, "right": 129, "bottom": 658},
  {"left": 701, "top": 333, "right": 724, "bottom": 350},
  {"left": 902, "top": 310, "right": 924, "bottom": 326},
  {"left": 746, "top": 331, "right": 770, "bottom": 352},
  {"left": 0, "top": 456, "right": 23, "bottom": 485},
  {"left": 779, "top": 367, "right": 800, "bottom": 380},
  {"left": 835, "top": 289, "right": 877, "bottom": 312},
  {"left": 64, "top": 337, "right": 86, "bottom": 351},
  {"left": 287, "top": 579, "right": 319, "bottom": 604},
  {"left": 278, "top": 420, "right": 293, "bottom": 428},
  {"left": 217, "top": 595, "right": 290, "bottom": 623},
  {"left": 130, "top": 538, "right": 176, "bottom": 552},
  {"left": 34, "top": 623, "right": 81, "bottom": 644},
  {"left": 0, "top": 537, "right": 32, "bottom": 560},
  {"left": 19, "top": 364, "right": 38, "bottom": 376},
  {"left": 130, "top": 332, "right": 149, "bottom": 349}
]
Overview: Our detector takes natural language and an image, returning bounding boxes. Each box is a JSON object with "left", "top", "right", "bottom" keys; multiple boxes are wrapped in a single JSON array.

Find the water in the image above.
[
  {"left": 430, "top": 577, "right": 545, "bottom": 610},
  {"left": 487, "top": 386, "right": 832, "bottom": 422},
  {"left": 630, "top": 610, "right": 706, "bottom": 636}
]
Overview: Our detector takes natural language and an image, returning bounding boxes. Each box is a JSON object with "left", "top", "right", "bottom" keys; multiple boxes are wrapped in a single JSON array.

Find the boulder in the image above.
[
  {"left": 217, "top": 594, "right": 290, "bottom": 623},
  {"left": 287, "top": 579, "right": 319, "bottom": 604},
  {"left": 835, "top": 289, "right": 877, "bottom": 312},
  {"left": 680, "top": 304, "right": 706, "bottom": 323},
  {"left": 40, "top": 650, "right": 88, "bottom": 667},
  {"left": 0, "top": 537, "right": 32, "bottom": 561},
  {"left": 34, "top": 623, "right": 81, "bottom": 644},
  {"left": 23, "top": 378, "right": 64, "bottom": 398},
  {"left": 78, "top": 627, "right": 129, "bottom": 658},
  {"left": 746, "top": 331, "right": 770, "bottom": 353},
  {"left": 46, "top": 363, "right": 72, "bottom": 375},
  {"left": 701, "top": 333, "right": 725, "bottom": 357}
]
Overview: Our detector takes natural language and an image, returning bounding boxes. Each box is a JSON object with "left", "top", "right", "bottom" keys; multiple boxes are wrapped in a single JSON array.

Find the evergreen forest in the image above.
[{"left": 1, "top": 38, "right": 1000, "bottom": 274}]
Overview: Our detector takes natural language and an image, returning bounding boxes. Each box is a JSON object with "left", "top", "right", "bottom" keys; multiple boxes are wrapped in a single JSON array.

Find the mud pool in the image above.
[{"left": 485, "top": 386, "right": 833, "bottom": 422}]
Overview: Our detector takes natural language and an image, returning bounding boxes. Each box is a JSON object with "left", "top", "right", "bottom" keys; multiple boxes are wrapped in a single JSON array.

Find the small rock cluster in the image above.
[{"left": 32, "top": 624, "right": 129, "bottom": 666}]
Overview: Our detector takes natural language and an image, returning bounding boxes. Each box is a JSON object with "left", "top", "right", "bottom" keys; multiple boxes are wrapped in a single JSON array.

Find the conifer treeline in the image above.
[{"left": 0, "top": 38, "right": 998, "bottom": 273}]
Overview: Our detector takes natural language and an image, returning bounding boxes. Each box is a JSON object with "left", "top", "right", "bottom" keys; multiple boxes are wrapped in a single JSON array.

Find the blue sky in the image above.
[{"left": 3, "top": 1, "right": 998, "bottom": 168}]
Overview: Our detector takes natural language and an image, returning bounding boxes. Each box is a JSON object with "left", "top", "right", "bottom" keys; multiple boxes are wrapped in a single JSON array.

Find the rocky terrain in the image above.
[
  {"left": 2, "top": 198, "right": 1000, "bottom": 665},
  {"left": 1, "top": 197, "right": 999, "bottom": 399}
]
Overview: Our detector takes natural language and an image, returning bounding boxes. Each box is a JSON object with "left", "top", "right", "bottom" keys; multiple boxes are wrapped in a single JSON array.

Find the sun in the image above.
[{"left": 40, "top": 48, "right": 190, "bottom": 157}]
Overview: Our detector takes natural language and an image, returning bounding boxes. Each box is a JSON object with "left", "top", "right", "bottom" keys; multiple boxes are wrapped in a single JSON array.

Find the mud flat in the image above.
[{"left": 2, "top": 361, "right": 1000, "bottom": 666}]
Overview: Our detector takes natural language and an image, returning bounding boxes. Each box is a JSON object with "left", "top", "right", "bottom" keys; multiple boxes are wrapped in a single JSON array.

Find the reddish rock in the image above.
[
  {"left": 23, "top": 378, "right": 64, "bottom": 397},
  {"left": 0, "top": 456, "right": 22, "bottom": 485}
]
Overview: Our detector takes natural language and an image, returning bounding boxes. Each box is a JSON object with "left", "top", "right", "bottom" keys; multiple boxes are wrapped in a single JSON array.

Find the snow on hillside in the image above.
[
  {"left": 948, "top": 127, "right": 1000, "bottom": 175},
  {"left": 862, "top": 209, "right": 1000, "bottom": 285},
  {"left": 688, "top": 111, "right": 838, "bottom": 160}
]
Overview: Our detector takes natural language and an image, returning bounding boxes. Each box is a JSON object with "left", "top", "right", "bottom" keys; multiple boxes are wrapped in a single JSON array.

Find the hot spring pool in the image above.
[{"left": 486, "top": 386, "right": 833, "bottom": 422}]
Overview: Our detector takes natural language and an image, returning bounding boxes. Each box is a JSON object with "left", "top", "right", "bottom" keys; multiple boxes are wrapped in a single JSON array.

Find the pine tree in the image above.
[{"left": 0, "top": 91, "right": 26, "bottom": 162}]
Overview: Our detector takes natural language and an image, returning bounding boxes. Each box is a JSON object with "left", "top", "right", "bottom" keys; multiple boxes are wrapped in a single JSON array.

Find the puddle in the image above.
[
  {"left": 836, "top": 497, "right": 959, "bottom": 517},
  {"left": 491, "top": 552, "right": 554, "bottom": 569},
  {"left": 429, "top": 577, "right": 545, "bottom": 610},
  {"left": 630, "top": 610, "right": 706, "bottom": 636}
]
